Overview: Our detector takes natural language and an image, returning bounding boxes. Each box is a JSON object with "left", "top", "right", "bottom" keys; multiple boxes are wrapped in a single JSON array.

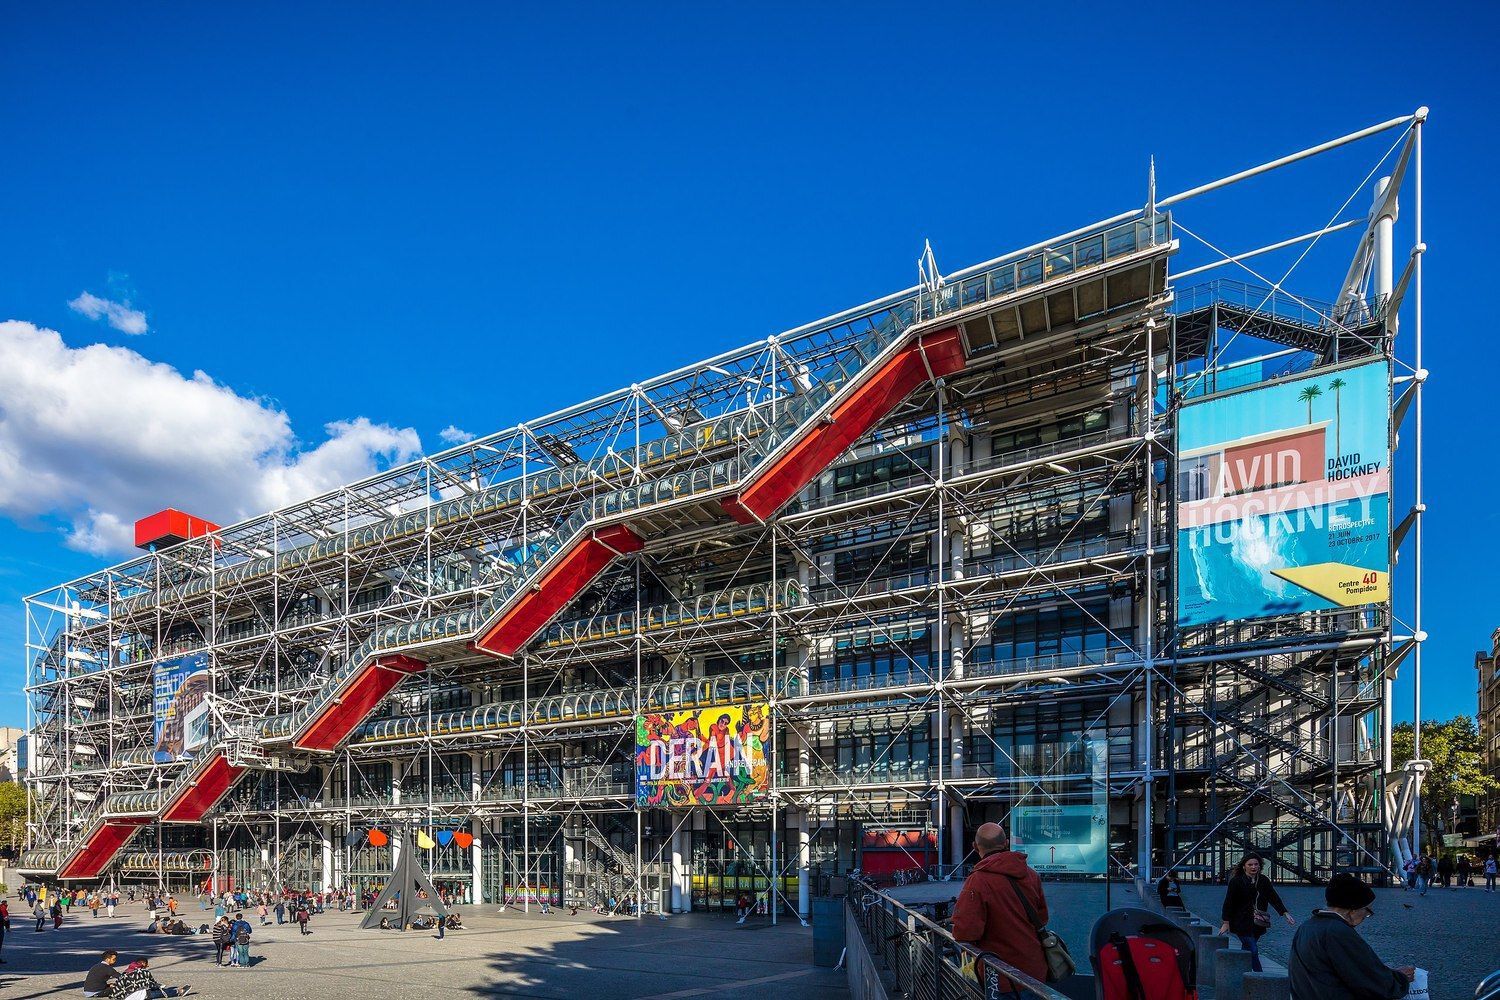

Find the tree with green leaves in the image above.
[
  {"left": 1391, "top": 716, "right": 1498, "bottom": 850},
  {"left": 1327, "top": 376, "right": 1346, "bottom": 454},
  {"left": 1297, "top": 383, "right": 1323, "bottom": 424},
  {"left": 0, "top": 781, "right": 27, "bottom": 853}
]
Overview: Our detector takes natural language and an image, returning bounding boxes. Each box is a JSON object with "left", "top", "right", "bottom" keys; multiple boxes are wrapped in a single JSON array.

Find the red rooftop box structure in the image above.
[{"left": 134, "top": 509, "right": 220, "bottom": 550}]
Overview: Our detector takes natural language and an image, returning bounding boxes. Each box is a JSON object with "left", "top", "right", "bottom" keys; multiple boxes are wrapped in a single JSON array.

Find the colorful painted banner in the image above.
[
  {"left": 635, "top": 703, "right": 769, "bottom": 807},
  {"left": 153, "top": 653, "right": 211, "bottom": 763},
  {"left": 1176, "top": 360, "right": 1391, "bottom": 627}
]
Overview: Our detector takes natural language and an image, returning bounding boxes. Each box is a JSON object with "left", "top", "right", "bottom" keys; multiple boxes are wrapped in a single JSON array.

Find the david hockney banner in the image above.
[
  {"left": 153, "top": 653, "right": 212, "bottom": 763},
  {"left": 635, "top": 703, "right": 769, "bottom": 807},
  {"left": 1176, "top": 360, "right": 1391, "bottom": 627}
]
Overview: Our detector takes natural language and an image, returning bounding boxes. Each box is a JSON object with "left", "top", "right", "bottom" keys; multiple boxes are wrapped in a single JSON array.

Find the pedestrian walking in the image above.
[
  {"left": 1484, "top": 855, "right": 1497, "bottom": 892},
  {"left": 1456, "top": 854, "right": 1472, "bottom": 888},
  {"left": 295, "top": 901, "right": 310, "bottom": 935},
  {"left": 0, "top": 899, "right": 9, "bottom": 962},
  {"left": 1415, "top": 854, "right": 1433, "bottom": 896},
  {"left": 107, "top": 890, "right": 118, "bottom": 918},
  {"left": 953, "top": 822, "right": 1052, "bottom": 998},
  {"left": 1437, "top": 853, "right": 1454, "bottom": 890},
  {"left": 89, "top": 893, "right": 100, "bottom": 918},
  {"left": 51, "top": 898, "right": 63, "bottom": 930},
  {"left": 257, "top": 901, "right": 268, "bottom": 925},
  {"left": 33, "top": 901, "right": 45, "bottom": 932},
  {"left": 1218, "top": 852, "right": 1293, "bottom": 973},
  {"left": 1288, "top": 873, "right": 1412, "bottom": 1000},
  {"left": 274, "top": 898, "right": 285, "bottom": 924}
]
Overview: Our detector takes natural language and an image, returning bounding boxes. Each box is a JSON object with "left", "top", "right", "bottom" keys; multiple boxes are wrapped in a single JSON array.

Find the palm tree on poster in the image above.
[
  {"left": 1327, "top": 377, "right": 1347, "bottom": 455},
  {"left": 1297, "top": 383, "right": 1323, "bottom": 425}
]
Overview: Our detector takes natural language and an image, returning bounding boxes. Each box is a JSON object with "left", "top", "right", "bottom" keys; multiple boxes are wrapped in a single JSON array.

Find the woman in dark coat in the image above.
[{"left": 1218, "top": 853, "right": 1294, "bottom": 972}]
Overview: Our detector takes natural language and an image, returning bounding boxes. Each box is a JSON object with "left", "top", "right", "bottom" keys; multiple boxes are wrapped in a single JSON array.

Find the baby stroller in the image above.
[{"left": 1089, "top": 907, "right": 1197, "bottom": 999}]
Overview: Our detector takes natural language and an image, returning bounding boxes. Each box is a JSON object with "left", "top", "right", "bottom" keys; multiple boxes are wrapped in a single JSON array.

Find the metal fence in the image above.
[{"left": 846, "top": 878, "right": 1072, "bottom": 1000}]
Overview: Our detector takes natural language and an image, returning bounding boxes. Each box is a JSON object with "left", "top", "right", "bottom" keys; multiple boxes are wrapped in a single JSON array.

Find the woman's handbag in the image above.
[
  {"left": 1252, "top": 883, "right": 1271, "bottom": 928},
  {"left": 1005, "top": 876, "right": 1076, "bottom": 981}
]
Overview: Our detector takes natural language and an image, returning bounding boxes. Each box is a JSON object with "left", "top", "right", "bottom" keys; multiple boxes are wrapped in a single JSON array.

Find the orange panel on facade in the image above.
[
  {"left": 160, "top": 753, "right": 246, "bottom": 823},
  {"left": 58, "top": 817, "right": 149, "bottom": 880},
  {"left": 476, "top": 524, "right": 645, "bottom": 657},
  {"left": 293, "top": 655, "right": 427, "bottom": 753},
  {"left": 724, "top": 327, "right": 965, "bottom": 523}
]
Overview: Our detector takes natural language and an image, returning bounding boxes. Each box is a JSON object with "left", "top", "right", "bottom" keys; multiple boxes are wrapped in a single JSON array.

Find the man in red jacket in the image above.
[{"left": 952, "top": 822, "right": 1048, "bottom": 997}]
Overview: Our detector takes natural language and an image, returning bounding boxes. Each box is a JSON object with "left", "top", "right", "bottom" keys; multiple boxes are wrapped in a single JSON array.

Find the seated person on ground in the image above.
[
  {"left": 445, "top": 913, "right": 463, "bottom": 930},
  {"left": 83, "top": 949, "right": 120, "bottom": 997},
  {"left": 110, "top": 956, "right": 189, "bottom": 999}
]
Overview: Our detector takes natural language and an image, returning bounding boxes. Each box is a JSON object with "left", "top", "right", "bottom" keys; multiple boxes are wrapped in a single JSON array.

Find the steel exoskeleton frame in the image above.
[{"left": 23, "top": 110, "right": 1426, "bottom": 903}]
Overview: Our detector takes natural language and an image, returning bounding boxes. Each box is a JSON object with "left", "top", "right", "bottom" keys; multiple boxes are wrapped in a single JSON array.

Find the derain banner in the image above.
[{"left": 635, "top": 703, "right": 769, "bottom": 808}]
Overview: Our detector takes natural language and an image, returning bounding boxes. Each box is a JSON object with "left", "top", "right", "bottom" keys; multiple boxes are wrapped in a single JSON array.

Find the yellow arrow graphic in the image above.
[{"left": 1271, "top": 562, "right": 1388, "bottom": 607}]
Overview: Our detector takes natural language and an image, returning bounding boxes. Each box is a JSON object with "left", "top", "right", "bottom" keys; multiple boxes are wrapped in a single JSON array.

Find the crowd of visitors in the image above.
[
  {"left": 1400, "top": 849, "right": 1499, "bottom": 893},
  {"left": 11, "top": 879, "right": 380, "bottom": 993}
]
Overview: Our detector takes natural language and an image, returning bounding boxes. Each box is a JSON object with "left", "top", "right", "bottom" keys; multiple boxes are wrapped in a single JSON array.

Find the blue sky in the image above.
[{"left": 0, "top": 3, "right": 1495, "bottom": 728}]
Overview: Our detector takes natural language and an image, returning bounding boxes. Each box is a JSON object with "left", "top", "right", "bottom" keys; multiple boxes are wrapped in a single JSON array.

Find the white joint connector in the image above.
[
  {"left": 1414, "top": 630, "right": 1429, "bottom": 643},
  {"left": 1415, "top": 106, "right": 1429, "bottom": 123},
  {"left": 1415, "top": 368, "right": 1429, "bottom": 383},
  {"left": 1413, "top": 242, "right": 1427, "bottom": 256}
]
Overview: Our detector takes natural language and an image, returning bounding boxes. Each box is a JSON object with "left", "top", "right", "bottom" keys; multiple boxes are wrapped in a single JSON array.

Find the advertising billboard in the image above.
[
  {"left": 1010, "top": 803, "right": 1108, "bottom": 874},
  {"left": 153, "top": 653, "right": 211, "bottom": 763},
  {"left": 635, "top": 703, "right": 769, "bottom": 808},
  {"left": 1176, "top": 360, "right": 1391, "bottom": 627},
  {"left": 1009, "top": 734, "right": 1108, "bottom": 874}
]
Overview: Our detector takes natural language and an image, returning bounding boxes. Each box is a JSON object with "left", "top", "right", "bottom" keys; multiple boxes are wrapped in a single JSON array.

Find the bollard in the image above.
[
  {"left": 1186, "top": 920, "right": 1211, "bottom": 959},
  {"left": 1216, "top": 947, "right": 1255, "bottom": 999},
  {"left": 1241, "top": 970, "right": 1292, "bottom": 1000},
  {"left": 1198, "top": 934, "right": 1230, "bottom": 988}
]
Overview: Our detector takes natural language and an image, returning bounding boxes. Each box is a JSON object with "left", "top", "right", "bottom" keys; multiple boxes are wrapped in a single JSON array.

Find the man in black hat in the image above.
[{"left": 1288, "top": 872, "right": 1414, "bottom": 999}]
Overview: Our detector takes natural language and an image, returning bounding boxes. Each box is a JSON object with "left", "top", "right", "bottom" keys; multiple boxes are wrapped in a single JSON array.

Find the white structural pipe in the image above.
[{"left": 1410, "top": 110, "right": 1427, "bottom": 858}]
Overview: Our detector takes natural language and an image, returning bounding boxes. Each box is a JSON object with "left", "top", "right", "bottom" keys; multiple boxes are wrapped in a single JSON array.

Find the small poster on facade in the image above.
[{"left": 153, "top": 653, "right": 211, "bottom": 763}]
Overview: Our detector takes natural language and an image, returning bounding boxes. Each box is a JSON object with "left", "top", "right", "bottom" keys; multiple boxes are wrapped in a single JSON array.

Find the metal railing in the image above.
[{"left": 847, "top": 877, "right": 1070, "bottom": 1000}]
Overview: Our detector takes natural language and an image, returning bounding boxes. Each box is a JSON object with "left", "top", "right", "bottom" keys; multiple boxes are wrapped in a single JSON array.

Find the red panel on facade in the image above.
[
  {"left": 160, "top": 753, "right": 246, "bottom": 823},
  {"left": 135, "top": 508, "right": 221, "bottom": 550},
  {"left": 293, "top": 657, "right": 427, "bottom": 753},
  {"left": 724, "top": 327, "right": 966, "bottom": 523},
  {"left": 476, "top": 524, "right": 645, "bottom": 658},
  {"left": 58, "top": 817, "right": 149, "bottom": 880}
]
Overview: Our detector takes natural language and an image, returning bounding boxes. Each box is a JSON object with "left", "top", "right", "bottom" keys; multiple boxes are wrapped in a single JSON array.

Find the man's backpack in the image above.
[{"left": 235, "top": 926, "right": 251, "bottom": 945}]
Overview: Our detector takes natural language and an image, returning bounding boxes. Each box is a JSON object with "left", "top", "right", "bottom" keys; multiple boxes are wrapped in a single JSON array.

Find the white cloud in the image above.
[
  {"left": 0, "top": 320, "right": 422, "bottom": 556},
  {"left": 438, "top": 425, "right": 474, "bottom": 445},
  {"left": 67, "top": 292, "right": 149, "bottom": 335}
]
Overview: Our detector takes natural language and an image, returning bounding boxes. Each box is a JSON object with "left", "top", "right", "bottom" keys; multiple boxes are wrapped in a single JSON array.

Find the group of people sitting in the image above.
[
  {"left": 377, "top": 912, "right": 462, "bottom": 931},
  {"left": 143, "top": 916, "right": 195, "bottom": 936},
  {"left": 83, "top": 950, "right": 190, "bottom": 999}
]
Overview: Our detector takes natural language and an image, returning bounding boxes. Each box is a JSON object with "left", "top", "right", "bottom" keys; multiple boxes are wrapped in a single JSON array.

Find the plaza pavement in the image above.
[
  {"left": 890, "top": 877, "right": 1499, "bottom": 998},
  {"left": 1181, "top": 882, "right": 1499, "bottom": 999},
  {"left": 0, "top": 902, "right": 850, "bottom": 1000}
]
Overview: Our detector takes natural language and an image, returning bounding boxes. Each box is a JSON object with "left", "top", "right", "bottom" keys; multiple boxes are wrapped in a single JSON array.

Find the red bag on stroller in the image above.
[{"left": 1090, "top": 907, "right": 1197, "bottom": 1000}]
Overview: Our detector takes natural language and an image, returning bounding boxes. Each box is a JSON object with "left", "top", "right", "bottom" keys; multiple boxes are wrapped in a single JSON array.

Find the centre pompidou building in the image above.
[{"left": 21, "top": 109, "right": 1429, "bottom": 912}]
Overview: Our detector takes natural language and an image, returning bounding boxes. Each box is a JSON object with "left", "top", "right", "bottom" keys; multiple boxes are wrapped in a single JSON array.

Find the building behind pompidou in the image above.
[{"left": 21, "top": 109, "right": 1431, "bottom": 913}]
